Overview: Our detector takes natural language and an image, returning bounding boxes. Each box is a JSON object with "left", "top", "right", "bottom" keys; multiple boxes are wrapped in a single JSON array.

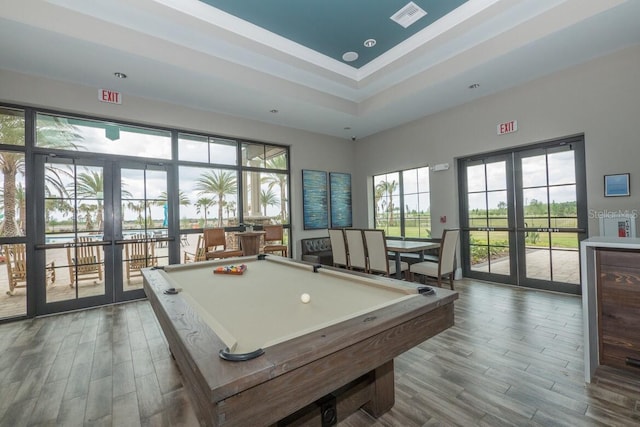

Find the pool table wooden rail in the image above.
[{"left": 143, "top": 262, "right": 457, "bottom": 426}]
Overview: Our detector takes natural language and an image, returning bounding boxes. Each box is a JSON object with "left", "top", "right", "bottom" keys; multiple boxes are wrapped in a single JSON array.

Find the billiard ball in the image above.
[{"left": 300, "top": 293, "right": 311, "bottom": 304}]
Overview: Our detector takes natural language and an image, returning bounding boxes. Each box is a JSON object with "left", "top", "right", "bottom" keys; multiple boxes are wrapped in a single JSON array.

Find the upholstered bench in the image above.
[{"left": 300, "top": 237, "right": 333, "bottom": 266}]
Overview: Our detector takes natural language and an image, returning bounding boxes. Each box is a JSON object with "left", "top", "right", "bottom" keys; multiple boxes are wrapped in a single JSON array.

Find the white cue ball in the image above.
[{"left": 300, "top": 293, "right": 311, "bottom": 304}]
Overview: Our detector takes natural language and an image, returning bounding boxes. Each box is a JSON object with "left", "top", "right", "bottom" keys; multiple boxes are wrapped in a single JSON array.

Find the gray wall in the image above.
[
  {"left": 2, "top": 43, "right": 639, "bottom": 260},
  {"left": 0, "top": 69, "right": 355, "bottom": 258},
  {"left": 353, "top": 44, "right": 640, "bottom": 238}
]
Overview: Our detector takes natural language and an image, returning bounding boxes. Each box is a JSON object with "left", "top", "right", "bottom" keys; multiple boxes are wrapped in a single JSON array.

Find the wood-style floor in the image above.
[{"left": 1, "top": 279, "right": 639, "bottom": 426}]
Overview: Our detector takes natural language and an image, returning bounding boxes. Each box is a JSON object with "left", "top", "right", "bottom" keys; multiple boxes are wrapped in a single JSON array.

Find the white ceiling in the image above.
[{"left": 1, "top": 0, "right": 639, "bottom": 140}]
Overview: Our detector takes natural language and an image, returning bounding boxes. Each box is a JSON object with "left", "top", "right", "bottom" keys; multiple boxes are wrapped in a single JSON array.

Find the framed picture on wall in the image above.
[
  {"left": 302, "top": 170, "right": 329, "bottom": 229},
  {"left": 604, "top": 173, "right": 630, "bottom": 197},
  {"left": 329, "top": 172, "right": 352, "bottom": 228}
]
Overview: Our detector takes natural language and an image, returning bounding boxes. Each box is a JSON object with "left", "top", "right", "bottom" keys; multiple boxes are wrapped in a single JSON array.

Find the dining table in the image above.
[{"left": 385, "top": 239, "right": 440, "bottom": 279}]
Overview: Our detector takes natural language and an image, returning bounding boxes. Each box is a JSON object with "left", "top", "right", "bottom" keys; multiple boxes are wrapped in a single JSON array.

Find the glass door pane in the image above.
[
  {"left": 461, "top": 156, "right": 515, "bottom": 281},
  {"left": 516, "top": 145, "right": 584, "bottom": 292},
  {"left": 41, "top": 158, "right": 110, "bottom": 307},
  {"left": 119, "top": 166, "right": 169, "bottom": 291}
]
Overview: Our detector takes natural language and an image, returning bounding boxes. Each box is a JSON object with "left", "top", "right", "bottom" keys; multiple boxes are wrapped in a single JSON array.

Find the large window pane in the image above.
[
  {"left": 178, "top": 133, "right": 237, "bottom": 165},
  {"left": 0, "top": 151, "right": 26, "bottom": 237},
  {"left": 243, "top": 170, "right": 288, "bottom": 225},
  {"left": 36, "top": 114, "right": 171, "bottom": 159},
  {"left": 402, "top": 167, "right": 430, "bottom": 238},
  {"left": 0, "top": 108, "right": 25, "bottom": 146},
  {"left": 179, "top": 166, "right": 239, "bottom": 228},
  {"left": 374, "top": 168, "right": 430, "bottom": 238}
]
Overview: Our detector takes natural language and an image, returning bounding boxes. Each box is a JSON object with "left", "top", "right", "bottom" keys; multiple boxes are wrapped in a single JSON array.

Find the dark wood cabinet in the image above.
[{"left": 596, "top": 249, "right": 640, "bottom": 372}]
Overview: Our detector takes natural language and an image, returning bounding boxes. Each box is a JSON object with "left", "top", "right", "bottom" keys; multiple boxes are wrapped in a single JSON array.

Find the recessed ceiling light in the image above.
[
  {"left": 270, "top": 109, "right": 279, "bottom": 113},
  {"left": 468, "top": 83, "right": 480, "bottom": 89},
  {"left": 114, "top": 72, "right": 127, "bottom": 79},
  {"left": 342, "top": 51, "right": 358, "bottom": 62},
  {"left": 364, "top": 39, "right": 376, "bottom": 48}
]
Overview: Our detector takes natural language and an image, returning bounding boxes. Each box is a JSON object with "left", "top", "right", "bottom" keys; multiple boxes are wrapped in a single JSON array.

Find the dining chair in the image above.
[
  {"left": 67, "top": 237, "right": 103, "bottom": 287},
  {"left": 344, "top": 229, "right": 368, "bottom": 272},
  {"left": 262, "top": 224, "right": 288, "bottom": 257},
  {"left": 328, "top": 228, "right": 348, "bottom": 268},
  {"left": 183, "top": 235, "right": 207, "bottom": 263},
  {"left": 409, "top": 229, "right": 460, "bottom": 289},
  {"left": 204, "top": 228, "right": 243, "bottom": 259},
  {"left": 363, "top": 229, "right": 408, "bottom": 278}
]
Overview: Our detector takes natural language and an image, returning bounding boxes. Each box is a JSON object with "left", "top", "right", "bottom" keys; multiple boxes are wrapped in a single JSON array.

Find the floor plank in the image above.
[{"left": 0, "top": 279, "right": 639, "bottom": 426}]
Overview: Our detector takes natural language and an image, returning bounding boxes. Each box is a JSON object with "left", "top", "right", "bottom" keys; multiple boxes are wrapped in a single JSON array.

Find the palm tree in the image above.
[
  {"left": 264, "top": 156, "right": 288, "bottom": 222},
  {"left": 0, "top": 113, "right": 80, "bottom": 236},
  {"left": 157, "top": 190, "right": 191, "bottom": 207},
  {"left": 77, "top": 203, "right": 96, "bottom": 230},
  {"left": 259, "top": 189, "right": 279, "bottom": 216},
  {"left": 374, "top": 182, "right": 386, "bottom": 225},
  {"left": 75, "top": 169, "right": 104, "bottom": 231},
  {"left": 155, "top": 190, "right": 191, "bottom": 227},
  {"left": 195, "top": 197, "right": 214, "bottom": 227},
  {"left": 377, "top": 180, "right": 398, "bottom": 226},
  {"left": 225, "top": 200, "right": 237, "bottom": 219},
  {"left": 194, "top": 170, "right": 237, "bottom": 227},
  {"left": 126, "top": 201, "right": 146, "bottom": 228}
]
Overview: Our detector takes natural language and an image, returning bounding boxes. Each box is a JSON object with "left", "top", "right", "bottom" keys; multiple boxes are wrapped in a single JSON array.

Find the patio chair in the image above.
[
  {"left": 203, "top": 228, "right": 243, "bottom": 259},
  {"left": 409, "top": 229, "right": 460, "bottom": 289},
  {"left": 67, "top": 237, "right": 103, "bottom": 287},
  {"left": 183, "top": 235, "right": 207, "bottom": 263},
  {"left": 5, "top": 244, "right": 56, "bottom": 295},
  {"left": 125, "top": 238, "right": 157, "bottom": 284},
  {"left": 363, "top": 229, "right": 408, "bottom": 278},
  {"left": 262, "top": 224, "right": 288, "bottom": 257}
]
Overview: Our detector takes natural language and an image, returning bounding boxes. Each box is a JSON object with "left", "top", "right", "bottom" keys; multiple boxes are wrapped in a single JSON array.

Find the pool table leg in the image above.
[{"left": 362, "top": 359, "right": 395, "bottom": 417}]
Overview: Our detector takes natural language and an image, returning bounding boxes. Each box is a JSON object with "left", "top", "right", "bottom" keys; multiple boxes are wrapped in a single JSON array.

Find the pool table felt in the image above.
[{"left": 160, "top": 256, "right": 417, "bottom": 354}]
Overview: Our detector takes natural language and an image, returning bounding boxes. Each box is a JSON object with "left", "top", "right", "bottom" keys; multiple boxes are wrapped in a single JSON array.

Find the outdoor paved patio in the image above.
[
  {"left": 1, "top": 239, "right": 581, "bottom": 319},
  {"left": 472, "top": 248, "right": 580, "bottom": 284}
]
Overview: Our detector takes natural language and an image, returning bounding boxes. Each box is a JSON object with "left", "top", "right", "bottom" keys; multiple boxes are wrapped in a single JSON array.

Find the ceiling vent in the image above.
[{"left": 390, "top": 2, "right": 427, "bottom": 28}]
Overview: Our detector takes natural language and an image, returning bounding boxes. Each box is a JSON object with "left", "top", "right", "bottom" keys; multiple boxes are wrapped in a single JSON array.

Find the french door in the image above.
[
  {"left": 35, "top": 155, "right": 173, "bottom": 314},
  {"left": 458, "top": 136, "right": 587, "bottom": 294}
]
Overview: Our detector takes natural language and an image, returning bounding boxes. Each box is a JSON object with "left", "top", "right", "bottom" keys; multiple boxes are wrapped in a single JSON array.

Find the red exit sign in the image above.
[
  {"left": 99, "top": 89, "right": 122, "bottom": 104},
  {"left": 497, "top": 120, "right": 517, "bottom": 135}
]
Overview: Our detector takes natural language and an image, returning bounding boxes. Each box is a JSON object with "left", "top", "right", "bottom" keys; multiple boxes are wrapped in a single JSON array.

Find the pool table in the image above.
[{"left": 142, "top": 255, "right": 457, "bottom": 426}]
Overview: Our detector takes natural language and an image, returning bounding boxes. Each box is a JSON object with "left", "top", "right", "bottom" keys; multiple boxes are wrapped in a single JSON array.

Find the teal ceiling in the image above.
[{"left": 199, "top": 0, "right": 468, "bottom": 68}]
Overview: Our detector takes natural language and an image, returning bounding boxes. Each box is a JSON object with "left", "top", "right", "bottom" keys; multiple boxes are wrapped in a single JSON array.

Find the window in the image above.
[
  {"left": 373, "top": 166, "right": 430, "bottom": 238},
  {"left": 241, "top": 142, "right": 289, "bottom": 225},
  {"left": 178, "top": 134, "right": 237, "bottom": 165},
  {"left": 36, "top": 114, "right": 172, "bottom": 159},
  {"left": 178, "top": 166, "right": 239, "bottom": 228},
  {"left": 0, "top": 108, "right": 26, "bottom": 237},
  {"left": 176, "top": 138, "right": 289, "bottom": 231}
]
